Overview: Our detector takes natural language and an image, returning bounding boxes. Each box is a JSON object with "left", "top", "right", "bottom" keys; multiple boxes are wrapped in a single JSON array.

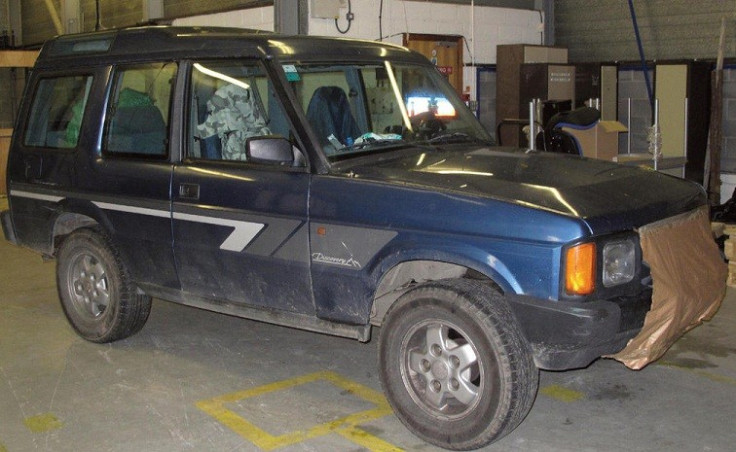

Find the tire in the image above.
[
  {"left": 378, "top": 279, "right": 539, "bottom": 450},
  {"left": 56, "top": 228, "right": 152, "bottom": 343}
]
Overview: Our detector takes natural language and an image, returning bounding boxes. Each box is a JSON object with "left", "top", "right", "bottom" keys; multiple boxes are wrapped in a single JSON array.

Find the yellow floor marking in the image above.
[
  {"left": 540, "top": 384, "right": 585, "bottom": 403},
  {"left": 658, "top": 362, "right": 736, "bottom": 387},
  {"left": 196, "top": 371, "right": 399, "bottom": 451},
  {"left": 24, "top": 413, "right": 63, "bottom": 433},
  {"left": 337, "top": 426, "right": 404, "bottom": 452},
  {"left": 0, "top": 442, "right": 7, "bottom": 452}
]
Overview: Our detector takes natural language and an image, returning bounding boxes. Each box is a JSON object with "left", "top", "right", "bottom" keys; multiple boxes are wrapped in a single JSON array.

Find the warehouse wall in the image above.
[
  {"left": 20, "top": 0, "right": 61, "bottom": 45},
  {"left": 556, "top": 1, "right": 736, "bottom": 181},
  {"left": 0, "top": 68, "right": 25, "bottom": 129},
  {"left": 17, "top": 0, "right": 272, "bottom": 46},
  {"left": 0, "top": 0, "right": 8, "bottom": 32},
  {"left": 1, "top": 0, "right": 21, "bottom": 129},
  {"left": 163, "top": 0, "right": 270, "bottom": 18},
  {"left": 82, "top": 0, "right": 142, "bottom": 33},
  {"left": 0, "top": 68, "right": 13, "bottom": 128},
  {"left": 555, "top": 0, "right": 736, "bottom": 63},
  {"left": 307, "top": 1, "right": 543, "bottom": 62},
  {"left": 173, "top": 6, "right": 274, "bottom": 31},
  {"left": 311, "top": 1, "right": 541, "bottom": 97},
  {"left": 20, "top": 0, "right": 142, "bottom": 44}
]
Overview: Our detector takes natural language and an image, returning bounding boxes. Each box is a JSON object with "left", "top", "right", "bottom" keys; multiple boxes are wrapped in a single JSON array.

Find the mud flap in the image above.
[{"left": 608, "top": 207, "right": 727, "bottom": 369}]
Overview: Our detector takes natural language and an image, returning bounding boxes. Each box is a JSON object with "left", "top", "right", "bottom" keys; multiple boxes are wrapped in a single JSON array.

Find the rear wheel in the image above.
[
  {"left": 56, "top": 228, "right": 151, "bottom": 342},
  {"left": 378, "top": 279, "right": 538, "bottom": 450}
]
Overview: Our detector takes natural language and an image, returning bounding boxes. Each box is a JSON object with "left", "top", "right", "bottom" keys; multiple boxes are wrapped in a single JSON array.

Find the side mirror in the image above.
[{"left": 246, "top": 136, "right": 294, "bottom": 165}]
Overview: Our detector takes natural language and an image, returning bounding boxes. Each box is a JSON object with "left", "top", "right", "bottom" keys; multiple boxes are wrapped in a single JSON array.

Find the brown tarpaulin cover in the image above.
[{"left": 609, "top": 207, "right": 727, "bottom": 370}]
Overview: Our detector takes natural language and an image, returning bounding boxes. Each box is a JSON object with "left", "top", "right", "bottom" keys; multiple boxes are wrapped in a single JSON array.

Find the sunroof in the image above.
[{"left": 46, "top": 33, "right": 115, "bottom": 57}]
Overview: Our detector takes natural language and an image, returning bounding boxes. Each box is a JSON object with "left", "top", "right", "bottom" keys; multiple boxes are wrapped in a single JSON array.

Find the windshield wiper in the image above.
[
  {"left": 427, "top": 132, "right": 490, "bottom": 145},
  {"left": 348, "top": 138, "right": 407, "bottom": 151}
]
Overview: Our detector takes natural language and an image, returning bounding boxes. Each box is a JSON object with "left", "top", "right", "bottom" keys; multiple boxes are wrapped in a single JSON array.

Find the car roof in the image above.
[{"left": 35, "top": 25, "right": 426, "bottom": 68}]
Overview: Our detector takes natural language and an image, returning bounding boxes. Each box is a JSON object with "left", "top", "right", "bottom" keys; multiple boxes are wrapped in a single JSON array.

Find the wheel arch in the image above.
[
  {"left": 369, "top": 247, "right": 521, "bottom": 327},
  {"left": 50, "top": 199, "right": 116, "bottom": 256}
]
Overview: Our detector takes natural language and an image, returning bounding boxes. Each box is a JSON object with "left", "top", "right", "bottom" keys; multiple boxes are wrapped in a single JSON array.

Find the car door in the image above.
[
  {"left": 83, "top": 62, "right": 180, "bottom": 289},
  {"left": 8, "top": 69, "right": 100, "bottom": 251},
  {"left": 171, "top": 60, "right": 314, "bottom": 314}
]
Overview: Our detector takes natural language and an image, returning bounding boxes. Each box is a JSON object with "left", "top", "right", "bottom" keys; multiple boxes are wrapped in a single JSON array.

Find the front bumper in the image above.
[
  {"left": 1, "top": 210, "right": 18, "bottom": 245},
  {"left": 508, "top": 290, "right": 652, "bottom": 370}
]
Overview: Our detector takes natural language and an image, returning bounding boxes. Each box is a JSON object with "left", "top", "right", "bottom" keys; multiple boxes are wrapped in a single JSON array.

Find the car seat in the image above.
[
  {"left": 538, "top": 106, "right": 600, "bottom": 155},
  {"left": 106, "top": 88, "right": 167, "bottom": 155},
  {"left": 305, "top": 86, "right": 361, "bottom": 151},
  {"left": 197, "top": 83, "right": 271, "bottom": 160}
]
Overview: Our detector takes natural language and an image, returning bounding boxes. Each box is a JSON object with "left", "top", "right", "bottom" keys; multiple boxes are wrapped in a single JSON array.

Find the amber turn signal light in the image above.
[{"left": 565, "top": 242, "right": 596, "bottom": 295}]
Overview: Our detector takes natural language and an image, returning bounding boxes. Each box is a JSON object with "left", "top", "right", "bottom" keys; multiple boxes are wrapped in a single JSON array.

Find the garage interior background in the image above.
[{"left": 2, "top": 0, "right": 736, "bottom": 194}]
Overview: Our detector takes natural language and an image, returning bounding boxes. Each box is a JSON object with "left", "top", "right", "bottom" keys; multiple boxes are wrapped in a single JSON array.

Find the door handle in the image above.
[
  {"left": 24, "top": 155, "right": 42, "bottom": 180},
  {"left": 179, "top": 183, "right": 200, "bottom": 200}
]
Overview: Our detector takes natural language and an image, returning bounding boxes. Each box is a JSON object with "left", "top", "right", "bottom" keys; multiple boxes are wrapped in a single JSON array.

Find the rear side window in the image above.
[
  {"left": 23, "top": 75, "right": 93, "bottom": 149},
  {"left": 103, "top": 63, "right": 176, "bottom": 157}
]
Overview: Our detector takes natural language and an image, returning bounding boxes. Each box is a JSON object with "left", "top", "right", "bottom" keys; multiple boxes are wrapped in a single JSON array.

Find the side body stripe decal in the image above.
[{"left": 10, "top": 190, "right": 264, "bottom": 253}]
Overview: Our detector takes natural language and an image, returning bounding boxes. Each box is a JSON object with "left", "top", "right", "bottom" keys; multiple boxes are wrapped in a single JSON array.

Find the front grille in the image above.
[{"left": 614, "top": 288, "right": 652, "bottom": 332}]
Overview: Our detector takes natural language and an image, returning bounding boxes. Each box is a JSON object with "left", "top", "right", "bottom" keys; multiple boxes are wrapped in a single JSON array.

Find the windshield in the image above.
[{"left": 285, "top": 61, "right": 493, "bottom": 161}]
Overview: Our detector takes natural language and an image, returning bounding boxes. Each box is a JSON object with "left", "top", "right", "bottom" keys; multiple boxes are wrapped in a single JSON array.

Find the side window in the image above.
[
  {"left": 23, "top": 75, "right": 93, "bottom": 149},
  {"left": 189, "top": 61, "right": 283, "bottom": 162},
  {"left": 103, "top": 63, "right": 176, "bottom": 157}
]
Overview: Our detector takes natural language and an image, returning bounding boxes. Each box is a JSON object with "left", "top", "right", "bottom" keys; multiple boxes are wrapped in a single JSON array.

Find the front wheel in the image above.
[
  {"left": 56, "top": 228, "right": 152, "bottom": 343},
  {"left": 378, "top": 279, "right": 538, "bottom": 450}
]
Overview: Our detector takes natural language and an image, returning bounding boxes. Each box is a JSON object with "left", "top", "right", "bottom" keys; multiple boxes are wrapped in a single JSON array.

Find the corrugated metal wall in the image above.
[
  {"left": 163, "top": 0, "right": 271, "bottom": 18},
  {"left": 0, "top": 0, "right": 9, "bottom": 31},
  {"left": 83, "top": 0, "right": 142, "bottom": 33},
  {"left": 20, "top": 0, "right": 61, "bottom": 45},
  {"left": 555, "top": 0, "right": 736, "bottom": 62},
  {"left": 19, "top": 0, "right": 272, "bottom": 46}
]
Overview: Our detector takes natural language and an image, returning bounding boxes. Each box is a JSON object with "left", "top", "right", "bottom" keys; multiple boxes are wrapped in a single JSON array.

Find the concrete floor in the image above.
[{"left": 1, "top": 195, "right": 736, "bottom": 452}]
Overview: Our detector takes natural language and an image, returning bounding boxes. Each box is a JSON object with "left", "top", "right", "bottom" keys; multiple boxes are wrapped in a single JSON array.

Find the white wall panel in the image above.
[{"left": 173, "top": 6, "right": 275, "bottom": 31}]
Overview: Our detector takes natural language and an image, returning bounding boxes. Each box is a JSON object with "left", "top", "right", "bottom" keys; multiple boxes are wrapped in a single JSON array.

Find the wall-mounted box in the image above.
[{"left": 311, "top": 0, "right": 342, "bottom": 19}]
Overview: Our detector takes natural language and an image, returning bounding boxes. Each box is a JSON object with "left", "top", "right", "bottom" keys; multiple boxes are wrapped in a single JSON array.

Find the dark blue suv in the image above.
[{"left": 1, "top": 26, "right": 709, "bottom": 449}]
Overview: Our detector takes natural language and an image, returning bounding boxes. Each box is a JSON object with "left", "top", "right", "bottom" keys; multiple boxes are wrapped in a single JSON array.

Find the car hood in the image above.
[{"left": 338, "top": 146, "right": 706, "bottom": 233}]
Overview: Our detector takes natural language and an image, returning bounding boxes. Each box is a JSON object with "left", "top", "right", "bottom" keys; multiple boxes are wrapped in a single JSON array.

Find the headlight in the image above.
[{"left": 602, "top": 240, "right": 636, "bottom": 287}]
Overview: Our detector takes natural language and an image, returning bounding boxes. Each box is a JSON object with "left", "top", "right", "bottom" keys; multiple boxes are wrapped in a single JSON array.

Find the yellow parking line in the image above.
[
  {"left": 1, "top": 442, "right": 7, "bottom": 452},
  {"left": 540, "top": 384, "right": 585, "bottom": 403},
  {"left": 23, "top": 413, "right": 63, "bottom": 433},
  {"left": 337, "top": 426, "right": 404, "bottom": 452},
  {"left": 196, "top": 371, "right": 400, "bottom": 451}
]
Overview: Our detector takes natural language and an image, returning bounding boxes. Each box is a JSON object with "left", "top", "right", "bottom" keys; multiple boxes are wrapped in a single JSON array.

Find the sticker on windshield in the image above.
[{"left": 282, "top": 64, "right": 300, "bottom": 82}]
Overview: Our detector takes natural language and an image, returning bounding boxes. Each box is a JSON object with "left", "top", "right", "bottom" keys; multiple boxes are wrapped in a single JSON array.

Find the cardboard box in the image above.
[{"left": 561, "top": 120, "right": 627, "bottom": 161}]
